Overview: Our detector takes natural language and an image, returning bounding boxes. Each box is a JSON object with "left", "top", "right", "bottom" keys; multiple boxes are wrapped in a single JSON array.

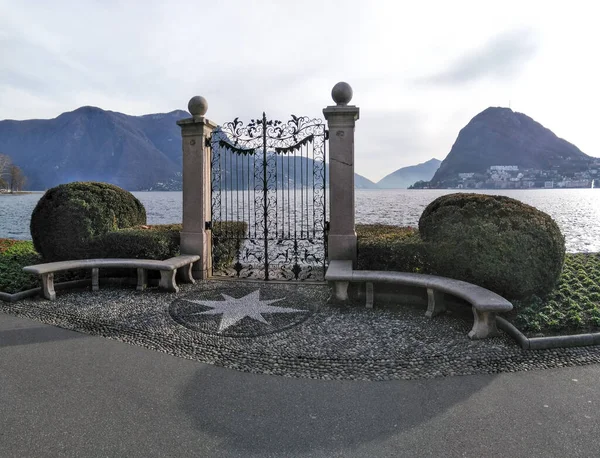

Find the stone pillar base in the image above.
[
  {"left": 328, "top": 233, "right": 357, "bottom": 267},
  {"left": 180, "top": 231, "right": 211, "bottom": 280}
]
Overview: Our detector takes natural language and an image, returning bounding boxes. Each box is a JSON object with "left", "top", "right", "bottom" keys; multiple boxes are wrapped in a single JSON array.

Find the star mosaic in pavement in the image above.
[{"left": 180, "top": 290, "right": 308, "bottom": 333}]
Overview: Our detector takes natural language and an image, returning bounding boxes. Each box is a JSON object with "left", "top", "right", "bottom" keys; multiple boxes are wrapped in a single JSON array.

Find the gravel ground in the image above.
[{"left": 3, "top": 279, "right": 600, "bottom": 381}]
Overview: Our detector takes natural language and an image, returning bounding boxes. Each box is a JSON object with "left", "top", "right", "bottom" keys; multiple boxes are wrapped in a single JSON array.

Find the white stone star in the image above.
[{"left": 182, "top": 290, "right": 307, "bottom": 332}]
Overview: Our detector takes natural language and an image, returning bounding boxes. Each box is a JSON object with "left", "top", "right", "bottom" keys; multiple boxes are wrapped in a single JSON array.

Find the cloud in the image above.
[
  {"left": 417, "top": 28, "right": 538, "bottom": 86},
  {"left": 354, "top": 110, "right": 440, "bottom": 181},
  {"left": 2, "top": 1, "right": 597, "bottom": 178}
]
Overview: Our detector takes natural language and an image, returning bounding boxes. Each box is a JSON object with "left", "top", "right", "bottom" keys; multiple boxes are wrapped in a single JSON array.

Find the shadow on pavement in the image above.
[
  {"left": 0, "top": 325, "right": 87, "bottom": 348},
  {"left": 179, "top": 364, "right": 494, "bottom": 456}
]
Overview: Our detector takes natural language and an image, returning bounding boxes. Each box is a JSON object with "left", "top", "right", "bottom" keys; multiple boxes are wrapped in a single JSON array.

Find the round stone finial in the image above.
[
  {"left": 188, "top": 96, "right": 208, "bottom": 117},
  {"left": 331, "top": 82, "right": 353, "bottom": 106}
]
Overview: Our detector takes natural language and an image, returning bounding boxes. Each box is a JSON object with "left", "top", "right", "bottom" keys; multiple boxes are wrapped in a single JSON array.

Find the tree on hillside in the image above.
[
  {"left": 8, "top": 164, "right": 26, "bottom": 193},
  {"left": 408, "top": 180, "right": 430, "bottom": 189},
  {"left": 0, "top": 153, "right": 11, "bottom": 190},
  {"left": 0, "top": 153, "right": 10, "bottom": 173}
]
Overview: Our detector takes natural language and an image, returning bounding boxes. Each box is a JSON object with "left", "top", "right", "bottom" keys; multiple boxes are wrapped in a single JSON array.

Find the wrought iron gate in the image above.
[{"left": 209, "top": 113, "right": 328, "bottom": 281}]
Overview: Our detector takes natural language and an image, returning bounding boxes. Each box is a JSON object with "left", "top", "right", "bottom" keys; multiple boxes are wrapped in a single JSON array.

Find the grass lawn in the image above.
[{"left": 2, "top": 237, "right": 600, "bottom": 337}]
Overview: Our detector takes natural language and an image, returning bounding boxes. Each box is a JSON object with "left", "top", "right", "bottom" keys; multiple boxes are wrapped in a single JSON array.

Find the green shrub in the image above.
[
  {"left": 30, "top": 182, "right": 146, "bottom": 261},
  {"left": 0, "top": 219, "right": 247, "bottom": 293},
  {"left": 418, "top": 193, "right": 565, "bottom": 300},
  {"left": 0, "top": 239, "right": 41, "bottom": 293},
  {"left": 93, "top": 222, "right": 247, "bottom": 270},
  {"left": 211, "top": 221, "right": 249, "bottom": 270},
  {"left": 93, "top": 224, "right": 181, "bottom": 259},
  {"left": 514, "top": 253, "right": 600, "bottom": 334},
  {"left": 356, "top": 224, "right": 431, "bottom": 273}
]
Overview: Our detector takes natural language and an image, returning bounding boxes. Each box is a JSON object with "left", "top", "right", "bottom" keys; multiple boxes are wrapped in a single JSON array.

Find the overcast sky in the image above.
[{"left": 1, "top": 0, "right": 599, "bottom": 181}]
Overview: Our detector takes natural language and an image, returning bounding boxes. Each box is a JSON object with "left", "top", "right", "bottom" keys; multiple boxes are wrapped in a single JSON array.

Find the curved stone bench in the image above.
[
  {"left": 325, "top": 260, "right": 513, "bottom": 340},
  {"left": 23, "top": 255, "right": 200, "bottom": 301}
]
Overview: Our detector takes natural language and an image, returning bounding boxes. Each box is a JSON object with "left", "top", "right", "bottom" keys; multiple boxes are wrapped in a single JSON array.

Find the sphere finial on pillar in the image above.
[
  {"left": 331, "top": 82, "right": 353, "bottom": 106},
  {"left": 188, "top": 96, "right": 208, "bottom": 117}
]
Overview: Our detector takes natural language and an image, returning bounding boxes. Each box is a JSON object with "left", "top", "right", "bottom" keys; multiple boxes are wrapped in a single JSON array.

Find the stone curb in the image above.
[
  {"left": 496, "top": 317, "right": 530, "bottom": 348},
  {"left": 0, "top": 287, "right": 39, "bottom": 302},
  {"left": 497, "top": 316, "right": 600, "bottom": 350}
]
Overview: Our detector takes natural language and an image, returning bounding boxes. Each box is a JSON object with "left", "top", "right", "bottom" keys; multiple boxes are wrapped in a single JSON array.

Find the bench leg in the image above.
[
  {"left": 41, "top": 273, "right": 56, "bottom": 301},
  {"left": 92, "top": 268, "right": 99, "bottom": 292},
  {"left": 334, "top": 281, "right": 349, "bottom": 301},
  {"left": 468, "top": 308, "right": 500, "bottom": 339},
  {"left": 137, "top": 268, "right": 147, "bottom": 291},
  {"left": 159, "top": 270, "right": 179, "bottom": 293},
  {"left": 425, "top": 288, "right": 446, "bottom": 318},
  {"left": 365, "top": 282, "right": 374, "bottom": 309},
  {"left": 180, "top": 263, "right": 195, "bottom": 284}
]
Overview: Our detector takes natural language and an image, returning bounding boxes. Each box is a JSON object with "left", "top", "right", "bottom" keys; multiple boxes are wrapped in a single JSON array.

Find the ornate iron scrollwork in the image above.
[{"left": 210, "top": 113, "right": 327, "bottom": 281}]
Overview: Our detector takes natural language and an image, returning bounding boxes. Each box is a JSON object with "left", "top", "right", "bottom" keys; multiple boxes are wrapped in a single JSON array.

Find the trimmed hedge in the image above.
[
  {"left": 0, "top": 239, "right": 41, "bottom": 293},
  {"left": 0, "top": 219, "right": 247, "bottom": 293},
  {"left": 30, "top": 182, "right": 146, "bottom": 262},
  {"left": 211, "top": 222, "right": 249, "bottom": 270},
  {"left": 418, "top": 193, "right": 565, "bottom": 300},
  {"left": 93, "top": 224, "right": 181, "bottom": 259},
  {"left": 356, "top": 224, "right": 430, "bottom": 273},
  {"left": 93, "top": 222, "right": 247, "bottom": 270}
]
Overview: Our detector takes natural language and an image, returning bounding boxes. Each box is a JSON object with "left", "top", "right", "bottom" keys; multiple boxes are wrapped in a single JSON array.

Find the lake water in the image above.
[{"left": 1, "top": 189, "right": 598, "bottom": 253}]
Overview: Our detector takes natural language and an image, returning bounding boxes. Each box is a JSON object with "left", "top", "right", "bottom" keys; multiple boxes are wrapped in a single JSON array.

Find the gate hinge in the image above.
[
  {"left": 325, "top": 221, "right": 330, "bottom": 231},
  {"left": 205, "top": 221, "right": 212, "bottom": 230},
  {"left": 205, "top": 136, "right": 212, "bottom": 147},
  {"left": 325, "top": 130, "right": 329, "bottom": 140}
]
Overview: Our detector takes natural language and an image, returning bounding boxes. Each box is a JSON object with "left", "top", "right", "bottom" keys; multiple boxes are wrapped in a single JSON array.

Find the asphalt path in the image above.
[{"left": 2, "top": 311, "right": 599, "bottom": 458}]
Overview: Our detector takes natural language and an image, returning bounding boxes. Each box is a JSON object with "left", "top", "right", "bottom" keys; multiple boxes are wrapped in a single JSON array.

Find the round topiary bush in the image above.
[
  {"left": 418, "top": 193, "right": 565, "bottom": 300},
  {"left": 30, "top": 182, "right": 147, "bottom": 261}
]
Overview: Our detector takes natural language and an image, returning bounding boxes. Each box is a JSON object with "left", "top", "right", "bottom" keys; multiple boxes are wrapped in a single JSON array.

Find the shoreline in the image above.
[{"left": 0, "top": 191, "right": 42, "bottom": 196}]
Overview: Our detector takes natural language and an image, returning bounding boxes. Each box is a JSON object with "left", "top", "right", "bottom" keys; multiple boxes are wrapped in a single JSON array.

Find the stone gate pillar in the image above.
[
  {"left": 323, "top": 82, "right": 360, "bottom": 266},
  {"left": 177, "top": 96, "right": 216, "bottom": 279}
]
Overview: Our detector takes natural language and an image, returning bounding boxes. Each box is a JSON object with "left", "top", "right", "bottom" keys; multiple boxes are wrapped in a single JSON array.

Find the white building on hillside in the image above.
[{"left": 490, "top": 165, "right": 519, "bottom": 171}]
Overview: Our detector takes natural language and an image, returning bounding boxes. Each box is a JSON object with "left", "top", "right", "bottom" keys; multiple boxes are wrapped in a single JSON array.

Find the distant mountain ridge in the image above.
[
  {"left": 150, "top": 157, "right": 379, "bottom": 191},
  {"left": 0, "top": 106, "right": 187, "bottom": 190},
  {"left": 355, "top": 174, "right": 378, "bottom": 189},
  {"left": 0, "top": 107, "right": 382, "bottom": 191},
  {"left": 7, "top": 105, "right": 583, "bottom": 192},
  {"left": 431, "top": 107, "right": 592, "bottom": 186},
  {"left": 377, "top": 158, "right": 441, "bottom": 188}
]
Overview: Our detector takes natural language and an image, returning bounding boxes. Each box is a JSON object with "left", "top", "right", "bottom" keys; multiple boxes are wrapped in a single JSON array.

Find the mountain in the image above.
[
  {"left": 431, "top": 107, "right": 592, "bottom": 186},
  {"left": 0, "top": 107, "right": 382, "bottom": 191},
  {"left": 355, "top": 173, "right": 379, "bottom": 189},
  {"left": 0, "top": 106, "right": 187, "bottom": 190},
  {"left": 377, "top": 158, "right": 441, "bottom": 189},
  {"left": 150, "top": 155, "right": 378, "bottom": 191}
]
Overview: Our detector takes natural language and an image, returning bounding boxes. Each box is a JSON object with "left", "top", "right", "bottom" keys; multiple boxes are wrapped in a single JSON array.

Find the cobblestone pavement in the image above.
[{"left": 3, "top": 280, "right": 600, "bottom": 381}]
